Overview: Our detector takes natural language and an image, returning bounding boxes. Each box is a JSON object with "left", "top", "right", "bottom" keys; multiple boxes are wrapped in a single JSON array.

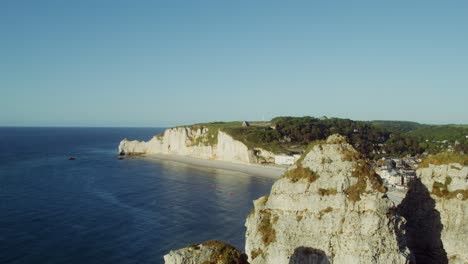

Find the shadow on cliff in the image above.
[
  {"left": 289, "top": 247, "right": 330, "bottom": 264},
  {"left": 397, "top": 179, "right": 448, "bottom": 264}
]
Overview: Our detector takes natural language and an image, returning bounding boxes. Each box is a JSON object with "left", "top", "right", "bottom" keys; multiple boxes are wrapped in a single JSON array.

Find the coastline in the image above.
[{"left": 140, "top": 153, "right": 287, "bottom": 178}]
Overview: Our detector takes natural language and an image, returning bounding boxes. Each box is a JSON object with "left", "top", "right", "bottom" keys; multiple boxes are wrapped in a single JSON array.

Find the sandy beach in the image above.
[{"left": 142, "top": 153, "right": 287, "bottom": 178}]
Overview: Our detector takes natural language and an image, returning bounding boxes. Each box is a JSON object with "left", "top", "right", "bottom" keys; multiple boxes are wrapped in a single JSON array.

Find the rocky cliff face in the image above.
[
  {"left": 245, "top": 135, "right": 407, "bottom": 264},
  {"left": 161, "top": 134, "right": 468, "bottom": 264},
  {"left": 164, "top": 240, "right": 248, "bottom": 264},
  {"left": 398, "top": 161, "right": 468, "bottom": 264},
  {"left": 118, "top": 127, "right": 259, "bottom": 164}
]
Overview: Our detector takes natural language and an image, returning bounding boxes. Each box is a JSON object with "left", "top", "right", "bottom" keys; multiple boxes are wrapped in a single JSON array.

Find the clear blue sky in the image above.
[{"left": 1, "top": 1, "right": 467, "bottom": 127}]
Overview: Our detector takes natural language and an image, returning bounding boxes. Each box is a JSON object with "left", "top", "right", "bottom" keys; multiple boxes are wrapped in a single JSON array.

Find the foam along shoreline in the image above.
[{"left": 141, "top": 153, "right": 287, "bottom": 178}]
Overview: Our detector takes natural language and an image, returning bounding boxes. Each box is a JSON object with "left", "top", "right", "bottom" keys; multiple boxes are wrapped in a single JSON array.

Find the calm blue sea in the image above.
[{"left": 0, "top": 127, "right": 275, "bottom": 264}]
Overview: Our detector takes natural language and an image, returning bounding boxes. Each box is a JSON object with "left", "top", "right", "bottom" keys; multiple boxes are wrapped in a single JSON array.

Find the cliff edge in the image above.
[
  {"left": 245, "top": 134, "right": 408, "bottom": 263},
  {"left": 164, "top": 240, "right": 248, "bottom": 264},
  {"left": 159, "top": 134, "right": 467, "bottom": 263},
  {"left": 398, "top": 153, "right": 468, "bottom": 264},
  {"left": 118, "top": 126, "right": 266, "bottom": 164}
]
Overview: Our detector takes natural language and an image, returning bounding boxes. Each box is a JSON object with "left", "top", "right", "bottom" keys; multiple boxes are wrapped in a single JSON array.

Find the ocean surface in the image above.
[{"left": 0, "top": 127, "right": 275, "bottom": 264}]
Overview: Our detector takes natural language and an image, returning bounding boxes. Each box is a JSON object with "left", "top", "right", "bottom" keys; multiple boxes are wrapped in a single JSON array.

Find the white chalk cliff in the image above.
[
  {"left": 398, "top": 162, "right": 468, "bottom": 264},
  {"left": 119, "top": 127, "right": 261, "bottom": 164},
  {"left": 245, "top": 135, "right": 408, "bottom": 263}
]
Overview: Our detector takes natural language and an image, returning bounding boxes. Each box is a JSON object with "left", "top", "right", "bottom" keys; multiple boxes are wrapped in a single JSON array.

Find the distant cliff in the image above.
[{"left": 118, "top": 126, "right": 277, "bottom": 164}]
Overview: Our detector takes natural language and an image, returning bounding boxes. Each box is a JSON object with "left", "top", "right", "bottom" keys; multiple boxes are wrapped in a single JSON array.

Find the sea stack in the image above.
[{"left": 245, "top": 134, "right": 408, "bottom": 263}]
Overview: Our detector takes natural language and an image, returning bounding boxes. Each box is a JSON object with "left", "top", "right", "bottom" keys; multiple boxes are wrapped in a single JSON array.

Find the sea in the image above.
[{"left": 0, "top": 127, "right": 275, "bottom": 264}]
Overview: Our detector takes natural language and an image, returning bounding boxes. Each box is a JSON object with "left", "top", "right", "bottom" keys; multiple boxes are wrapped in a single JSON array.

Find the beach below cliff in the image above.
[{"left": 142, "top": 153, "right": 287, "bottom": 178}]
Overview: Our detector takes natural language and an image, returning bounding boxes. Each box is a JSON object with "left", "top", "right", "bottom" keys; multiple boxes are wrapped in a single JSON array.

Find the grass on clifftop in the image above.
[
  {"left": 189, "top": 240, "right": 248, "bottom": 264},
  {"left": 222, "top": 127, "right": 286, "bottom": 153},
  {"left": 346, "top": 160, "right": 387, "bottom": 202},
  {"left": 190, "top": 121, "right": 291, "bottom": 154},
  {"left": 419, "top": 152, "right": 468, "bottom": 168},
  {"left": 188, "top": 126, "right": 219, "bottom": 146},
  {"left": 284, "top": 163, "right": 320, "bottom": 183},
  {"left": 282, "top": 140, "right": 325, "bottom": 183}
]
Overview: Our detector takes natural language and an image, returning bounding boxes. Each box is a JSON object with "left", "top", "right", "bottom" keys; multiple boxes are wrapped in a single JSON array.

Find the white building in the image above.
[{"left": 378, "top": 169, "right": 404, "bottom": 186}]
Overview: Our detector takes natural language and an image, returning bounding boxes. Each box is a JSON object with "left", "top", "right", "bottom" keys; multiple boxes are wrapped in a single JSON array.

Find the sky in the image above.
[{"left": 1, "top": 1, "right": 467, "bottom": 127}]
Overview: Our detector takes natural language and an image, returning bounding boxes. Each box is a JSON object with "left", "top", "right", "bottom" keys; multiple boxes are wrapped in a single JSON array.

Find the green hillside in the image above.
[
  {"left": 186, "top": 117, "right": 468, "bottom": 158},
  {"left": 370, "top": 120, "right": 425, "bottom": 133}
]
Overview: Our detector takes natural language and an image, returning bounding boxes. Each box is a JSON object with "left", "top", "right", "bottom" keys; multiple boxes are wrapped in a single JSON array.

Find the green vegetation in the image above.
[
  {"left": 370, "top": 120, "right": 424, "bottom": 133},
  {"left": 346, "top": 160, "right": 387, "bottom": 202},
  {"left": 185, "top": 117, "right": 467, "bottom": 158},
  {"left": 191, "top": 121, "right": 244, "bottom": 129},
  {"left": 381, "top": 132, "right": 424, "bottom": 157},
  {"left": 188, "top": 126, "right": 219, "bottom": 146},
  {"left": 284, "top": 163, "right": 319, "bottom": 183},
  {"left": 270, "top": 117, "right": 466, "bottom": 157},
  {"left": 346, "top": 177, "right": 367, "bottom": 202},
  {"left": 419, "top": 152, "right": 468, "bottom": 168},
  {"left": 258, "top": 210, "right": 277, "bottom": 247},
  {"left": 198, "top": 240, "right": 249, "bottom": 264},
  {"left": 406, "top": 125, "right": 468, "bottom": 154},
  {"left": 341, "top": 147, "right": 362, "bottom": 161},
  {"left": 223, "top": 127, "right": 285, "bottom": 153},
  {"left": 271, "top": 116, "right": 390, "bottom": 157},
  {"left": 296, "top": 140, "right": 325, "bottom": 163},
  {"left": 431, "top": 176, "right": 468, "bottom": 201},
  {"left": 408, "top": 125, "right": 468, "bottom": 142},
  {"left": 191, "top": 121, "right": 287, "bottom": 153}
]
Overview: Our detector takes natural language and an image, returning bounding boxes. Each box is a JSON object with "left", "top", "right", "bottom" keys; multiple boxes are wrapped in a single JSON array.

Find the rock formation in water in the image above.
[
  {"left": 398, "top": 157, "right": 468, "bottom": 264},
  {"left": 163, "top": 240, "right": 248, "bottom": 264},
  {"left": 244, "top": 135, "right": 408, "bottom": 263},
  {"left": 118, "top": 126, "right": 276, "bottom": 164}
]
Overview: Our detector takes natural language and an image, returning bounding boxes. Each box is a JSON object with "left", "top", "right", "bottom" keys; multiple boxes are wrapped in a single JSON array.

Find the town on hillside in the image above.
[{"left": 212, "top": 117, "right": 468, "bottom": 190}]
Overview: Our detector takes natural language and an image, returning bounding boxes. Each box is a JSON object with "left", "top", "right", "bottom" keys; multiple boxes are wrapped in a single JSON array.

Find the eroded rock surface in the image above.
[
  {"left": 118, "top": 127, "right": 257, "bottom": 163},
  {"left": 398, "top": 161, "right": 468, "bottom": 264},
  {"left": 245, "top": 135, "right": 408, "bottom": 264}
]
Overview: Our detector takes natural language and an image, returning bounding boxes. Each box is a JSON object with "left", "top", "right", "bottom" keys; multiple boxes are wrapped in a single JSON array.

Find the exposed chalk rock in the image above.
[
  {"left": 245, "top": 135, "right": 408, "bottom": 264},
  {"left": 398, "top": 161, "right": 468, "bottom": 264},
  {"left": 118, "top": 127, "right": 257, "bottom": 164}
]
